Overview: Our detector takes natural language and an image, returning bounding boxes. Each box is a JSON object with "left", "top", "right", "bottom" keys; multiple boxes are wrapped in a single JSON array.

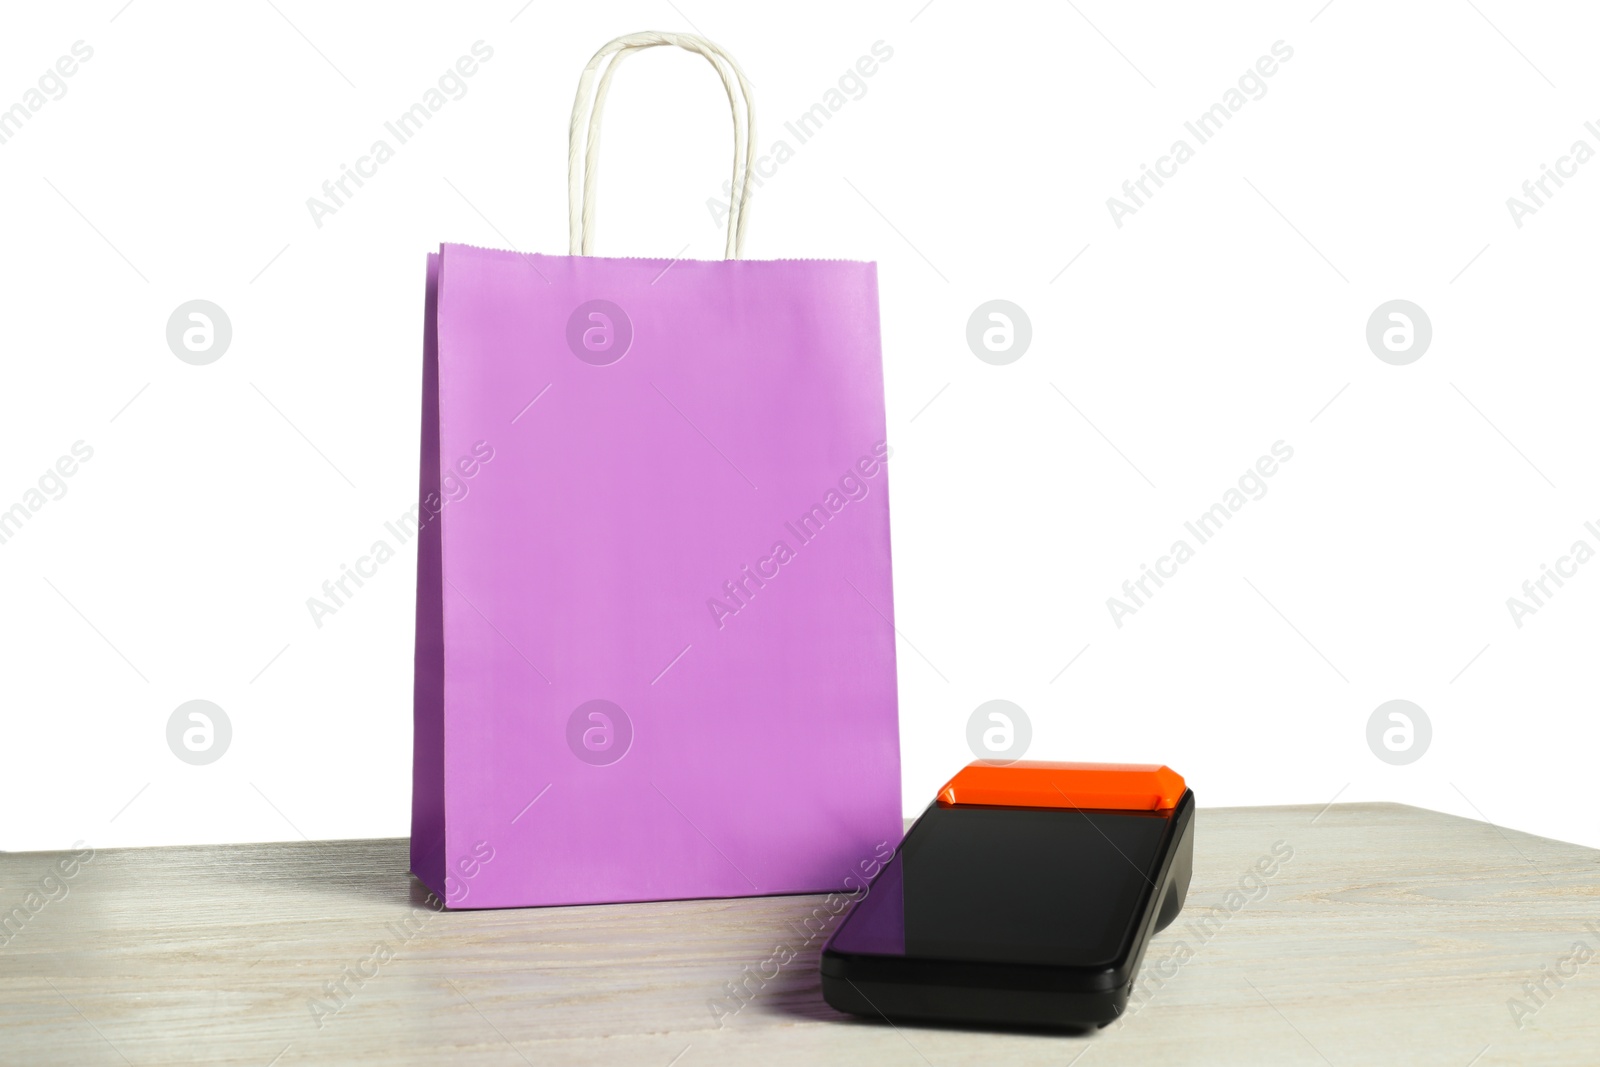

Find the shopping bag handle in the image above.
[{"left": 568, "top": 31, "right": 757, "bottom": 259}]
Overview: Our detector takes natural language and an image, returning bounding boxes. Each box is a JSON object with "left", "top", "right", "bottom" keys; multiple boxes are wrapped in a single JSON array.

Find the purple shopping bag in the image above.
[{"left": 410, "top": 32, "right": 902, "bottom": 909}]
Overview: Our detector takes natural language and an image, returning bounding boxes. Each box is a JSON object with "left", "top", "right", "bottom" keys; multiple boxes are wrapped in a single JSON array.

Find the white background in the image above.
[{"left": 2, "top": 0, "right": 1597, "bottom": 853}]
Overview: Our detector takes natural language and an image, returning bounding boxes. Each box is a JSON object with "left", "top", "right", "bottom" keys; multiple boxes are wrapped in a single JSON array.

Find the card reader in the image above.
[{"left": 820, "top": 760, "right": 1195, "bottom": 1031}]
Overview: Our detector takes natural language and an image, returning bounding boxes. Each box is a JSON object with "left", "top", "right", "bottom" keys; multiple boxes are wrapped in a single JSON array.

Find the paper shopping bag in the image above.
[{"left": 410, "top": 31, "right": 902, "bottom": 908}]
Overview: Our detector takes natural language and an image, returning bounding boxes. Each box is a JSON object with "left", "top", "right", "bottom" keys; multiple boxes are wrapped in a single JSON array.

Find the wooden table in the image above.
[{"left": 2, "top": 803, "right": 1597, "bottom": 1065}]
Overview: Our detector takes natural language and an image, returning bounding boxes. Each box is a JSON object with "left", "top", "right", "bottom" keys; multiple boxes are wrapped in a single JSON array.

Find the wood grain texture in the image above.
[{"left": 2, "top": 803, "right": 1598, "bottom": 1066}]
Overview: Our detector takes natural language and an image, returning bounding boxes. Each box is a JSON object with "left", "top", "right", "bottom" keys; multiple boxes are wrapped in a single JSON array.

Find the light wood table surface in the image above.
[{"left": 2, "top": 802, "right": 1598, "bottom": 1066}]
